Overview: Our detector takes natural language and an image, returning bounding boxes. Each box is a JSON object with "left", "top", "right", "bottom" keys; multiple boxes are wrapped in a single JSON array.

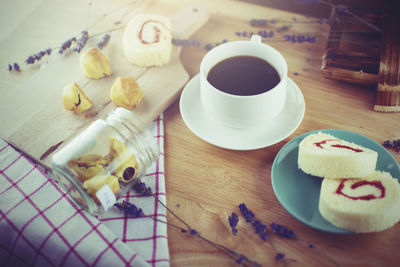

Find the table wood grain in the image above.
[{"left": 163, "top": 0, "right": 400, "bottom": 266}]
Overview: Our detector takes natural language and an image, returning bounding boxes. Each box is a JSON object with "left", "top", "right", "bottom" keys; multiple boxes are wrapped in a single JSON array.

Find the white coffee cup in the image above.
[{"left": 200, "top": 35, "right": 288, "bottom": 128}]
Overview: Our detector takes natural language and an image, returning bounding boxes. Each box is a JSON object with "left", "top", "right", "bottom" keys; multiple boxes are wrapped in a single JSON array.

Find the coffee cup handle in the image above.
[{"left": 250, "top": 34, "right": 261, "bottom": 44}]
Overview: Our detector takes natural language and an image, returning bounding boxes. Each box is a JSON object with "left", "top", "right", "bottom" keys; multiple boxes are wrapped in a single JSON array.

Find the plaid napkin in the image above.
[{"left": 0, "top": 115, "right": 169, "bottom": 267}]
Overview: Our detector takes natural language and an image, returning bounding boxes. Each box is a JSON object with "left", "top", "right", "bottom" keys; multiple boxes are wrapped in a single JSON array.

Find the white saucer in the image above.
[{"left": 179, "top": 74, "right": 305, "bottom": 150}]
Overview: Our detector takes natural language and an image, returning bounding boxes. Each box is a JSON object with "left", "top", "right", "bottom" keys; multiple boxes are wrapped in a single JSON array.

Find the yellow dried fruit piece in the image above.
[
  {"left": 80, "top": 47, "right": 112, "bottom": 79},
  {"left": 83, "top": 175, "right": 120, "bottom": 201},
  {"left": 62, "top": 82, "right": 92, "bottom": 114},
  {"left": 108, "top": 137, "right": 139, "bottom": 183},
  {"left": 110, "top": 76, "right": 143, "bottom": 110},
  {"left": 67, "top": 154, "right": 108, "bottom": 181}
]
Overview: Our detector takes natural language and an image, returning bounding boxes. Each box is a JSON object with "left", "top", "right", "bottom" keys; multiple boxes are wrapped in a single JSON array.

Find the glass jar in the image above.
[{"left": 51, "top": 107, "right": 160, "bottom": 215}]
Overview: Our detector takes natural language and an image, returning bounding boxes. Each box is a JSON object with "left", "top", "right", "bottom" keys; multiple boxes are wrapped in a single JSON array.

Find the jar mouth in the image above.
[
  {"left": 106, "top": 108, "right": 160, "bottom": 167},
  {"left": 52, "top": 165, "right": 100, "bottom": 214}
]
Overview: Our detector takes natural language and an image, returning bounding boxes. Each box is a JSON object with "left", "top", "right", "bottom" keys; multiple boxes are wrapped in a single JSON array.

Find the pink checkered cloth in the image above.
[{"left": 0, "top": 115, "right": 169, "bottom": 267}]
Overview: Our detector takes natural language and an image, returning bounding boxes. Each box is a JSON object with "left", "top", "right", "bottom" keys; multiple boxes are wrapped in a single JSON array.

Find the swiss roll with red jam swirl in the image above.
[
  {"left": 123, "top": 14, "right": 172, "bottom": 67},
  {"left": 319, "top": 171, "right": 400, "bottom": 233},
  {"left": 298, "top": 132, "right": 378, "bottom": 178}
]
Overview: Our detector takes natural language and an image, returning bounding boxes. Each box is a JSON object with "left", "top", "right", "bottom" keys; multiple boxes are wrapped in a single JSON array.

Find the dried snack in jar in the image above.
[
  {"left": 67, "top": 154, "right": 108, "bottom": 181},
  {"left": 51, "top": 107, "right": 160, "bottom": 214},
  {"left": 108, "top": 137, "right": 139, "bottom": 183},
  {"left": 83, "top": 174, "right": 120, "bottom": 201}
]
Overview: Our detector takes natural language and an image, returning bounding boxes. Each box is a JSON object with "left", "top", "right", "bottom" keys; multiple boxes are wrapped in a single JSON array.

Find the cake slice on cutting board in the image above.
[{"left": 123, "top": 14, "right": 172, "bottom": 67}]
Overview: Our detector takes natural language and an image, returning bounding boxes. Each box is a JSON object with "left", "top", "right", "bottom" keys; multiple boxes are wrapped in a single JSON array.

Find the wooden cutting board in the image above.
[{"left": 0, "top": 0, "right": 209, "bottom": 168}]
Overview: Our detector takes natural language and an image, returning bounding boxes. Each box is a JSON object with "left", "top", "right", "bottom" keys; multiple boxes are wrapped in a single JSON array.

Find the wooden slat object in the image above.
[
  {"left": 374, "top": 0, "right": 400, "bottom": 112},
  {"left": 321, "top": 2, "right": 382, "bottom": 85}
]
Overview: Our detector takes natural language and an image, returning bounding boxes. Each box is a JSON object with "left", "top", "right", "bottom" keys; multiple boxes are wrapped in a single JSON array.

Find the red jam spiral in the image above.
[
  {"left": 314, "top": 139, "right": 363, "bottom": 152},
  {"left": 335, "top": 179, "right": 385, "bottom": 200},
  {"left": 139, "top": 19, "right": 166, "bottom": 44}
]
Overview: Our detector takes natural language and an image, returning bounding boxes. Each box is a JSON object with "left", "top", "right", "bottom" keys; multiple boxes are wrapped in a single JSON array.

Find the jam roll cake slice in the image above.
[
  {"left": 319, "top": 171, "right": 400, "bottom": 233},
  {"left": 123, "top": 14, "right": 172, "bottom": 67},
  {"left": 298, "top": 132, "right": 378, "bottom": 178}
]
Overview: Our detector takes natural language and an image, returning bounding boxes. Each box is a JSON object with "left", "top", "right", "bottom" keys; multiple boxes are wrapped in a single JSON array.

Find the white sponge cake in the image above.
[
  {"left": 123, "top": 14, "right": 172, "bottom": 67},
  {"left": 298, "top": 132, "right": 378, "bottom": 178},
  {"left": 319, "top": 171, "right": 400, "bottom": 233}
]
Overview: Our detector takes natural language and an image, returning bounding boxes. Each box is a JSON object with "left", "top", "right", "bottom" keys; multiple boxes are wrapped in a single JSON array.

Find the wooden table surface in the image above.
[
  {"left": 1, "top": 0, "right": 399, "bottom": 266},
  {"left": 162, "top": 0, "right": 400, "bottom": 266}
]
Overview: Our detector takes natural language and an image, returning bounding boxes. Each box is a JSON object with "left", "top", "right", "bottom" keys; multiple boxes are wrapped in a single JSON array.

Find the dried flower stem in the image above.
[
  {"left": 154, "top": 196, "right": 192, "bottom": 230},
  {"left": 151, "top": 196, "right": 262, "bottom": 266},
  {"left": 261, "top": 35, "right": 377, "bottom": 48},
  {"left": 125, "top": 182, "right": 343, "bottom": 266},
  {"left": 116, "top": 183, "right": 263, "bottom": 266},
  {"left": 144, "top": 208, "right": 260, "bottom": 267},
  {"left": 8, "top": 0, "right": 139, "bottom": 71}
]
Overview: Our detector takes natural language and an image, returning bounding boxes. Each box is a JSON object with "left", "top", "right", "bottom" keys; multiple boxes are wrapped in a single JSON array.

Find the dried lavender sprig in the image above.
[
  {"left": 276, "top": 253, "right": 285, "bottom": 262},
  {"left": 383, "top": 140, "right": 393, "bottom": 148},
  {"left": 115, "top": 199, "right": 260, "bottom": 267},
  {"left": 250, "top": 18, "right": 268, "bottom": 27},
  {"left": 270, "top": 223, "right": 294, "bottom": 239},
  {"left": 97, "top": 33, "right": 111, "bottom": 49},
  {"left": 239, "top": 203, "right": 268, "bottom": 240},
  {"left": 239, "top": 203, "right": 255, "bottom": 223},
  {"left": 129, "top": 181, "right": 337, "bottom": 266},
  {"left": 238, "top": 204, "right": 335, "bottom": 265},
  {"left": 8, "top": 63, "right": 21, "bottom": 72},
  {"left": 59, "top": 37, "right": 76, "bottom": 54},
  {"left": 73, "top": 30, "right": 89, "bottom": 53},
  {"left": 238, "top": 203, "right": 287, "bottom": 266},
  {"left": 228, "top": 212, "right": 239, "bottom": 235},
  {"left": 277, "top": 26, "right": 290, "bottom": 33},
  {"left": 394, "top": 140, "right": 399, "bottom": 148},
  {"left": 26, "top": 48, "right": 52, "bottom": 64},
  {"left": 131, "top": 182, "right": 261, "bottom": 266},
  {"left": 264, "top": 34, "right": 378, "bottom": 49},
  {"left": 253, "top": 220, "right": 267, "bottom": 234},
  {"left": 13, "top": 63, "right": 21, "bottom": 71},
  {"left": 284, "top": 34, "right": 316, "bottom": 43},
  {"left": 132, "top": 181, "right": 153, "bottom": 196},
  {"left": 239, "top": 203, "right": 270, "bottom": 241},
  {"left": 383, "top": 139, "right": 400, "bottom": 149},
  {"left": 114, "top": 200, "right": 143, "bottom": 218},
  {"left": 383, "top": 139, "right": 400, "bottom": 154},
  {"left": 7, "top": 0, "right": 131, "bottom": 73}
]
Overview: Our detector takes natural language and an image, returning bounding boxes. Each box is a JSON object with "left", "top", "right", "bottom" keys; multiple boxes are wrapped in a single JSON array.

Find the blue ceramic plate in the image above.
[{"left": 271, "top": 129, "right": 400, "bottom": 234}]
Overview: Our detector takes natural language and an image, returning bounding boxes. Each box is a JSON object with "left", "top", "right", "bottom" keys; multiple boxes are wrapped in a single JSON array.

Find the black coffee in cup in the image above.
[{"left": 206, "top": 55, "right": 280, "bottom": 96}]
